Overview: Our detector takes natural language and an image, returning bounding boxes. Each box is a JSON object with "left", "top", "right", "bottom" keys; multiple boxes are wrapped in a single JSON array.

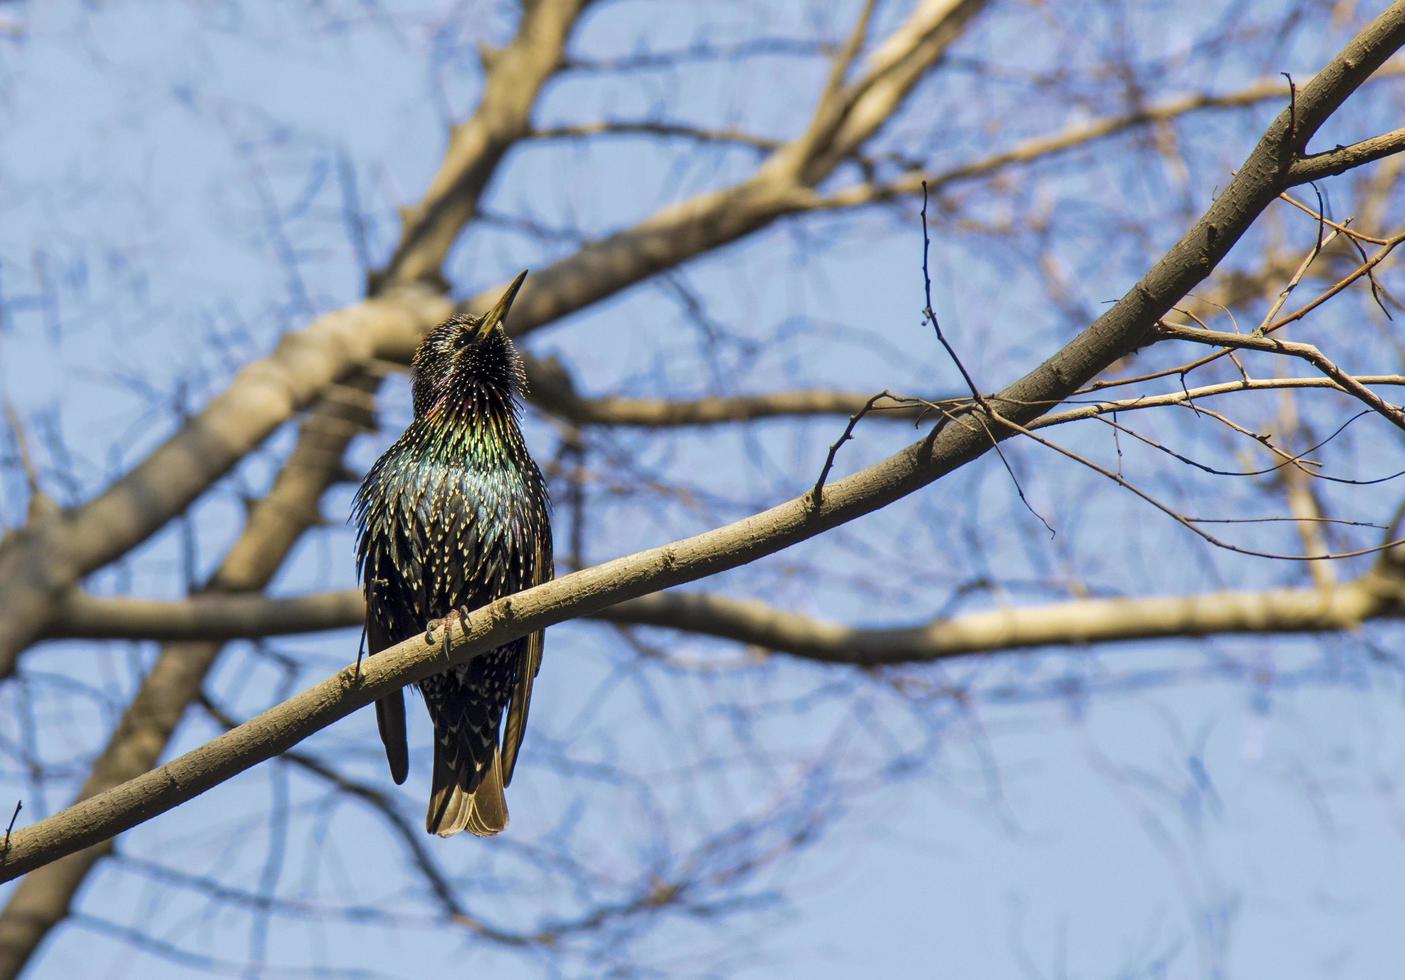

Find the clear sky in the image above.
[{"left": 3, "top": 1, "right": 1405, "bottom": 978}]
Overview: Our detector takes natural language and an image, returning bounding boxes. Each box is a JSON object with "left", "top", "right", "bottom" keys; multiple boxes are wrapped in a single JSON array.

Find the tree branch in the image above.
[
  {"left": 1290, "top": 126, "right": 1405, "bottom": 183},
  {"left": 374, "top": 0, "right": 596, "bottom": 288},
  {"left": 42, "top": 572, "right": 1405, "bottom": 664},
  {"left": 589, "top": 583, "right": 1399, "bottom": 664},
  {"left": 527, "top": 119, "right": 782, "bottom": 152},
  {"left": 525, "top": 359, "right": 945, "bottom": 426},
  {"left": 801, "top": 62, "right": 1405, "bottom": 210},
  {"left": 1155, "top": 320, "right": 1405, "bottom": 431}
]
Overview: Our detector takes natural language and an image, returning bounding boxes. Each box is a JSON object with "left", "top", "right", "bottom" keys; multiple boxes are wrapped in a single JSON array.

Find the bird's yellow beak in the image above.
[{"left": 476, "top": 270, "right": 528, "bottom": 340}]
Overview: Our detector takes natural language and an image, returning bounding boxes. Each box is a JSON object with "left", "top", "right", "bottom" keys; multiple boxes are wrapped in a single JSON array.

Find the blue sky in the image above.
[{"left": 4, "top": 1, "right": 1405, "bottom": 977}]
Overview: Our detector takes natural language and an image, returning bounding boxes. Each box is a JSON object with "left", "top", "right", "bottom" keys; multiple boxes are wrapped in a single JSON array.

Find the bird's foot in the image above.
[{"left": 423, "top": 611, "right": 467, "bottom": 655}]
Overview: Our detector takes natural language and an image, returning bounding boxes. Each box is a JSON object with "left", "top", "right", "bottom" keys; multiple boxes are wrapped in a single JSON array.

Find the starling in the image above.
[{"left": 353, "top": 271, "right": 553, "bottom": 837}]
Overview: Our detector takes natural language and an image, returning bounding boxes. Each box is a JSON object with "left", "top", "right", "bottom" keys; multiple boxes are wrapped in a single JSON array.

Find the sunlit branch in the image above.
[
  {"left": 528, "top": 120, "right": 782, "bottom": 152},
  {"left": 799, "top": 62, "right": 1405, "bottom": 210},
  {"left": 1154, "top": 321, "right": 1405, "bottom": 431},
  {"left": 41, "top": 569, "right": 1405, "bottom": 661}
]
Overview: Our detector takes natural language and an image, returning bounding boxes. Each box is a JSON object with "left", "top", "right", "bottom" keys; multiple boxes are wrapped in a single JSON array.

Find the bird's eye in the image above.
[{"left": 454, "top": 331, "right": 470, "bottom": 350}]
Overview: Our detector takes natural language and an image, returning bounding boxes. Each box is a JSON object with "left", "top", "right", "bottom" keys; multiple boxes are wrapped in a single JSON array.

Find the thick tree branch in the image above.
[
  {"left": 589, "top": 584, "right": 1399, "bottom": 664},
  {"left": 375, "top": 0, "right": 594, "bottom": 288}
]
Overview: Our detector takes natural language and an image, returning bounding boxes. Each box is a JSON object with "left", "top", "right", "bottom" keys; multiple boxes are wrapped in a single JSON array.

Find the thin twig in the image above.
[
  {"left": 1078, "top": 222, "right": 1405, "bottom": 396},
  {"left": 812, "top": 391, "right": 895, "bottom": 504},
  {"left": 1279, "top": 190, "right": 1391, "bottom": 245},
  {"left": 921, "top": 181, "right": 1054, "bottom": 535},
  {"left": 1280, "top": 189, "right": 1395, "bottom": 316},
  {"left": 991, "top": 409, "right": 1405, "bottom": 562},
  {"left": 920, "top": 183, "right": 986, "bottom": 404},
  {"left": 1, "top": 800, "right": 20, "bottom": 865},
  {"left": 1255, "top": 217, "right": 1339, "bottom": 333},
  {"left": 1155, "top": 320, "right": 1405, "bottom": 431}
]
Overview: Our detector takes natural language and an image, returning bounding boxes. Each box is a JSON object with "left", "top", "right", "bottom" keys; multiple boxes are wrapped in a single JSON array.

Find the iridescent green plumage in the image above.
[{"left": 353, "top": 273, "right": 552, "bottom": 837}]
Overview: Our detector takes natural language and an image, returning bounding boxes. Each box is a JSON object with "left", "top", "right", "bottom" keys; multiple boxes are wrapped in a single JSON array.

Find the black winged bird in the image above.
[{"left": 354, "top": 271, "right": 552, "bottom": 837}]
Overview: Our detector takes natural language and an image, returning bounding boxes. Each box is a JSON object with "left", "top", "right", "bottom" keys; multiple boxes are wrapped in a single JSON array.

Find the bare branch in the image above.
[
  {"left": 995, "top": 407, "right": 1405, "bottom": 562},
  {"left": 39, "top": 570, "right": 1405, "bottom": 665},
  {"left": 1155, "top": 320, "right": 1405, "bottom": 431},
  {"left": 527, "top": 120, "right": 782, "bottom": 152},
  {"left": 589, "top": 584, "right": 1399, "bottom": 664},
  {"left": 1290, "top": 126, "right": 1405, "bottom": 183},
  {"left": 525, "top": 357, "right": 945, "bottom": 426},
  {"left": 375, "top": 0, "right": 596, "bottom": 288},
  {"left": 803, "top": 62, "right": 1405, "bottom": 210}
]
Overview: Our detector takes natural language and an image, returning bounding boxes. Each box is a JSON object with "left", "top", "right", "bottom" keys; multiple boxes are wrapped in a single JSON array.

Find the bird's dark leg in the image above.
[{"left": 424, "top": 614, "right": 461, "bottom": 659}]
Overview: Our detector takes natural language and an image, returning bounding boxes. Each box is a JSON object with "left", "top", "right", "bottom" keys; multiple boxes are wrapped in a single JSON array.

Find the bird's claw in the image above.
[{"left": 423, "top": 611, "right": 467, "bottom": 655}]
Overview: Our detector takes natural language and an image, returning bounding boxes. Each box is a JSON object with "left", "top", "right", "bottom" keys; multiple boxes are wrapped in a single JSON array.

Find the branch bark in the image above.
[
  {"left": 1290, "top": 126, "right": 1405, "bottom": 183},
  {"left": 589, "top": 583, "right": 1398, "bottom": 664},
  {"left": 42, "top": 573, "right": 1405, "bottom": 662},
  {"left": 525, "top": 360, "right": 944, "bottom": 426}
]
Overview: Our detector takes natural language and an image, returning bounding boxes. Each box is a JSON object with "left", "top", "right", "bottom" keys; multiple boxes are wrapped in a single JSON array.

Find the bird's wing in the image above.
[
  {"left": 367, "top": 579, "right": 411, "bottom": 785},
  {"left": 501, "top": 520, "right": 552, "bottom": 786}
]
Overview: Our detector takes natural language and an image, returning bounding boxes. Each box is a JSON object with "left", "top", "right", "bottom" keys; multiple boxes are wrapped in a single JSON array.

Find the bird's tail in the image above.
[{"left": 426, "top": 739, "right": 508, "bottom": 838}]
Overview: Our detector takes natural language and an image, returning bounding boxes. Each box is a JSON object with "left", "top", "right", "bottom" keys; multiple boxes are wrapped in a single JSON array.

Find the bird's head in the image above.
[{"left": 411, "top": 270, "right": 529, "bottom": 416}]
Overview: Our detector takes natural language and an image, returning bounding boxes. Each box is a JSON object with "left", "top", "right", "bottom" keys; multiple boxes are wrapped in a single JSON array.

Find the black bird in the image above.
[{"left": 353, "top": 271, "right": 552, "bottom": 837}]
